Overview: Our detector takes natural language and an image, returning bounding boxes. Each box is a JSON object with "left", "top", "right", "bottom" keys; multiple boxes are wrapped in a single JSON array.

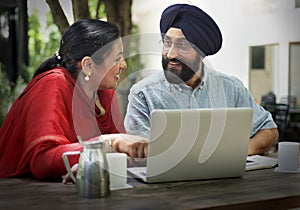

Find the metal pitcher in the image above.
[{"left": 62, "top": 140, "right": 110, "bottom": 198}]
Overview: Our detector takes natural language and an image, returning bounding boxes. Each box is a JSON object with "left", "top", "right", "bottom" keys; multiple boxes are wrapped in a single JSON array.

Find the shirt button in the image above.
[{"left": 191, "top": 94, "right": 195, "bottom": 98}]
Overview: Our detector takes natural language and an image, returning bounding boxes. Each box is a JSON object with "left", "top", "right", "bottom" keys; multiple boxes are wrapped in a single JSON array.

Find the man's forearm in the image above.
[{"left": 248, "top": 128, "right": 279, "bottom": 155}]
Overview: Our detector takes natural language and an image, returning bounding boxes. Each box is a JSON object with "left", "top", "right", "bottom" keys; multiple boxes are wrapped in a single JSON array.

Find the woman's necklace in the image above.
[{"left": 94, "top": 93, "right": 106, "bottom": 117}]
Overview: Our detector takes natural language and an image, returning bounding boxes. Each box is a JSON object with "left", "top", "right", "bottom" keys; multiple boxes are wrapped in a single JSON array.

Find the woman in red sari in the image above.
[{"left": 0, "top": 19, "right": 147, "bottom": 181}]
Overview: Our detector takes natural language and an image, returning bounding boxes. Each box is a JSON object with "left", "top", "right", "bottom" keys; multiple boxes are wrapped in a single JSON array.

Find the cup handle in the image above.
[{"left": 62, "top": 151, "right": 80, "bottom": 183}]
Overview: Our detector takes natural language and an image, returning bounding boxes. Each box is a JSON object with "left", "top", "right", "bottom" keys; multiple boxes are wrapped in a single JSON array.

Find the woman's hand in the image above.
[
  {"left": 103, "top": 134, "right": 148, "bottom": 158},
  {"left": 61, "top": 134, "right": 148, "bottom": 184},
  {"left": 62, "top": 163, "right": 78, "bottom": 184}
]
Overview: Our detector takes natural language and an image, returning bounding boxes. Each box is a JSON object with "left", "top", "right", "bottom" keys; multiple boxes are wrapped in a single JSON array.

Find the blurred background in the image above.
[{"left": 0, "top": 0, "right": 299, "bottom": 140}]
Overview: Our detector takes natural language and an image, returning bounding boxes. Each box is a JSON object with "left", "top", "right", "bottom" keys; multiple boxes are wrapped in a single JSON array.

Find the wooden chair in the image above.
[
  {"left": 274, "top": 103, "right": 290, "bottom": 142},
  {"left": 263, "top": 103, "right": 289, "bottom": 142},
  {"left": 280, "top": 96, "right": 296, "bottom": 109}
]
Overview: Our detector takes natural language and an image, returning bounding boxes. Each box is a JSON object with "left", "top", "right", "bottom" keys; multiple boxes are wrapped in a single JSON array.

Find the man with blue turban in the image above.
[{"left": 125, "top": 4, "right": 278, "bottom": 155}]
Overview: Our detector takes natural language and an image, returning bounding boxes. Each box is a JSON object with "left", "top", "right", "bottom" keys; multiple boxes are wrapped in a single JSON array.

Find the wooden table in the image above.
[{"left": 1, "top": 168, "right": 300, "bottom": 210}]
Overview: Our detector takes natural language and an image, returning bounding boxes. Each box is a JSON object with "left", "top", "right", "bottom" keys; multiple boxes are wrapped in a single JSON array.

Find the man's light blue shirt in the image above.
[{"left": 124, "top": 65, "right": 277, "bottom": 139}]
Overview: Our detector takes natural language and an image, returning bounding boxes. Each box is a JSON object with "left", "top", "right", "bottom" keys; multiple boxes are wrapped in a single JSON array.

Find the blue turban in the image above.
[{"left": 160, "top": 4, "right": 222, "bottom": 56}]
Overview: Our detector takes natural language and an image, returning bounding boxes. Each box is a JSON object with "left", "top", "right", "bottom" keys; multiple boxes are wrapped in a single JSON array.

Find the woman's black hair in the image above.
[{"left": 33, "top": 19, "right": 120, "bottom": 78}]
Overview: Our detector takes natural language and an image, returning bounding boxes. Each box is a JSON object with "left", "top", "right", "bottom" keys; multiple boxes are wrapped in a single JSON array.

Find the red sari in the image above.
[{"left": 0, "top": 67, "right": 125, "bottom": 180}]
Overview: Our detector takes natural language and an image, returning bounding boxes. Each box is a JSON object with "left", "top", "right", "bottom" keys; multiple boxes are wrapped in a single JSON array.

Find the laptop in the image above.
[{"left": 127, "top": 107, "right": 253, "bottom": 183}]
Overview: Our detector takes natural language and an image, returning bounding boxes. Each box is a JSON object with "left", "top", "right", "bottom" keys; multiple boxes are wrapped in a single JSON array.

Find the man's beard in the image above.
[{"left": 162, "top": 56, "right": 201, "bottom": 84}]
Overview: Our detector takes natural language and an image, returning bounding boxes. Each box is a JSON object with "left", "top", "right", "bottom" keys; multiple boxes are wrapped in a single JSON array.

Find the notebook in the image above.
[
  {"left": 246, "top": 155, "right": 278, "bottom": 171},
  {"left": 128, "top": 108, "right": 253, "bottom": 183}
]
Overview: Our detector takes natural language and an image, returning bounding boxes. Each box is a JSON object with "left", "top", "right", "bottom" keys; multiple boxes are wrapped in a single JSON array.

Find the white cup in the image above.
[
  {"left": 277, "top": 142, "right": 300, "bottom": 172},
  {"left": 106, "top": 153, "right": 127, "bottom": 189}
]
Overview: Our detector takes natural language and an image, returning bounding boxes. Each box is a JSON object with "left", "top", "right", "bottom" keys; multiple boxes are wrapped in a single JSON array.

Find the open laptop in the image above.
[{"left": 128, "top": 107, "right": 253, "bottom": 183}]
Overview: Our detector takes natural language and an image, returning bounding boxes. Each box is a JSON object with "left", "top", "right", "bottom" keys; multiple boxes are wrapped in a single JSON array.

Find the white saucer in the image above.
[
  {"left": 274, "top": 167, "right": 300, "bottom": 173},
  {"left": 110, "top": 183, "right": 133, "bottom": 191}
]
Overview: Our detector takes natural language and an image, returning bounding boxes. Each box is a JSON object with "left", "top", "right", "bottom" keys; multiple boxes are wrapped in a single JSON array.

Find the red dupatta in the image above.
[{"left": 0, "top": 67, "right": 125, "bottom": 178}]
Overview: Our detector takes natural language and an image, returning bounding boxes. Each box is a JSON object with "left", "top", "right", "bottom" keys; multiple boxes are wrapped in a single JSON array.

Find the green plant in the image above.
[
  {"left": 0, "top": 65, "right": 26, "bottom": 125},
  {"left": 25, "top": 10, "right": 60, "bottom": 81},
  {"left": 0, "top": 10, "right": 60, "bottom": 126}
]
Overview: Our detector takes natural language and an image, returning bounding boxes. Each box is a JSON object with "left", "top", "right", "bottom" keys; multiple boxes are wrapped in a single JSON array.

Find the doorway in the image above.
[
  {"left": 289, "top": 42, "right": 300, "bottom": 105},
  {"left": 249, "top": 44, "right": 279, "bottom": 103}
]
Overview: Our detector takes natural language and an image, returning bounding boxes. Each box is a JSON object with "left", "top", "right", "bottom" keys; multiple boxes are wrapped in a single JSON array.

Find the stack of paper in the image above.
[{"left": 246, "top": 155, "right": 278, "bottom": 171}]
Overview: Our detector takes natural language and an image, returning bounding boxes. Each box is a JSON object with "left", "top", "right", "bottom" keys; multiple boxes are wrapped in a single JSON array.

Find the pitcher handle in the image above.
[{"left": 62, "top": 151, "right": 81, "bottom": 183}]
